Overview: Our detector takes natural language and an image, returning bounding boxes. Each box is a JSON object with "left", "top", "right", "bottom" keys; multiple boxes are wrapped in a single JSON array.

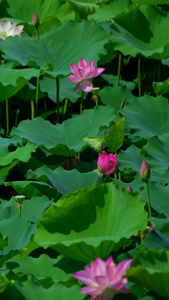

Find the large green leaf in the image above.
[
  {"left": 33, "top": 183, "right": 147, "bottom": 262},
  {"left": 0, "top": 196, "right": 51, "bottom": 254},
  {"left": 102, "top": 117, "right": 125, "bottom": 153},
  {"left": 0, "top": 67, "right": 40, "bottom": 101},
  {"left": 0, "top": 143, "right": 36, "bottom": 175},
  {"left": 128, "top": 249, "right": 169, "bottom": 299},
  {"left": 68, "top": 0, "right": 98, "bottom": 19},
  {"left": 120, "top": 95, "right": 169, "bottom": 139},
  {"left": 0, "top": 21, "right": 110, "bottom": 78},
  {"left": 110, "top": 5, "right": 169, "bottom": 59},
  {"left": 11, "top": 106, "right": 117, "bottom": 156},
  {"left": 0, "top": 0, "right": 74, "bottom": 23},
  {"left": 27, "top": 166, "right": 102, "bottom": 195}
]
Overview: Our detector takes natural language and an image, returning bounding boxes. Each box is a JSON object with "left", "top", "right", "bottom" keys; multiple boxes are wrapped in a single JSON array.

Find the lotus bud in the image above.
[
  {"left": 127, "top": 185, "right": 133, "bottom": 192},
  {"left": 140, "top": 159, "right": 151, "bottom": 180},
  {"left": 97, "top": 153, "right": 117, "bottom": 175},
  {"left": 32, "top": 12, "right": 40, "bottom": 29}
]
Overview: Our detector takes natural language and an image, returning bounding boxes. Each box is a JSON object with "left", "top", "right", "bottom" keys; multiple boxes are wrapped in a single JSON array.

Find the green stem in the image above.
[
  {"left": 117, "top": 53, "right": 122, "bottom": 86},
  {"left": 19, "top": 205, "right": 22, "bottom": 216},
  {"left": 56, "top": 78, "right": 60, "bottom": 123},
  {"left": 35, "top": 76, "right": 39, "bottom": 117},
  {"left": 15, "top": 109, "right": 20, "bottom": 127},
  {"left": 146, "top": 180, "right": 151, "bottom": 217},
  {"left": 31, "top": 100, "right": 35, "bottom": 120},
  {"left": 118, "top": 171, "right": 121, "bottom": 181},
  {"left": 80, "top": 91, "right": 84, "bottom": 115},
  {"left": 138, "top": 57, "right": 141, "bottom": 97},
  {"left": 106, "top": 175, "right": 111, "bottom": 182},
  {"left": 5, "top": 99, "right": 9, "bottom": 134},
  {"left": 63, "top": 98, "right": 68, "bottom": 115}
]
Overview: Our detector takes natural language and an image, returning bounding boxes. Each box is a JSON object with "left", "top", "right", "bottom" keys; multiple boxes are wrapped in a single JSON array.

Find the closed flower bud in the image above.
[
  {"left": 140, "top": 159, "right": 151, "bottom": 180},
  {"left": 97, "top": 153, "right": 117, "bottom": 175},
  {"left": 32, "top": 12, "right": 40, "bottom": 29},
  {"left": 127, "top": 185, "right": 133, "bottom": 192}
]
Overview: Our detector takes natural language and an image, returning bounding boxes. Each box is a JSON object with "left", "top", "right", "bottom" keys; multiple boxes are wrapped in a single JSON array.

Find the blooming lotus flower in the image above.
[
  {"left": 0, "top": 21, "right": 24, "bottom": 40},
  {"left": 69, "top": 59, "right": 105, "bottom": 93},
  {"left": 73, "top": 256, "right": 133, "bottom": 300},
  {"left": 97, "top": 153, "right": 117, "bottom": 175}
]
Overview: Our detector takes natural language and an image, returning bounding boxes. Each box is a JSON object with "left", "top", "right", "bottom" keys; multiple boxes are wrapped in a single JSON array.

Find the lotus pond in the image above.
[{"left": 0, "top": 0, "right": 169, "bottom": 299}]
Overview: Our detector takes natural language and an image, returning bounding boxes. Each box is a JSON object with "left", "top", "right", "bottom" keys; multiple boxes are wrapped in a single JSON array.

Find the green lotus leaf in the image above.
[
  {"left": 33, "top": 183, "right": 147, "bottom": 262},
  {"left": 27, "top": 166, "right": 102, "bottom": 195},
  {"left": 0, "top": 21, "right": 110, "bottom": 78},
  {"left": 0, "top": 0, "right": 74, "bottom": 23},
  {"left": 0, "top": 66, "right": 40, "bottom": 101},
  {"left": 153, "top": 79, "right": 169, "bottom": 95},
  {"left": 11, "top": 106, "right": 117, "bottom": 156},
  {"left": 128, "top": 249, "right": 169, "bottom": 299},
  {"left": 0, "top": 196, "right": 51, "bottom": 254},
  {"left": 67, "top": 0, "right": 98, "bottom": 20},
  {"left": 110, "top": 5, "right": 169, "bottom": 59},
  {"left": 4, "top": 181, "right": 58, "bottom": 200},
  {"left": 102, "top": 117, "right": 125, "bottom": 153},
  {"left": 120, "top": 95, "right": 169, "bottom": 139}
]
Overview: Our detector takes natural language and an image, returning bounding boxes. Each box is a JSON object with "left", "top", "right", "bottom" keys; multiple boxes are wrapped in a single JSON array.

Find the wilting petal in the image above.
[{"left": 68, "top": 75, "right": 82, "bottom": 83}]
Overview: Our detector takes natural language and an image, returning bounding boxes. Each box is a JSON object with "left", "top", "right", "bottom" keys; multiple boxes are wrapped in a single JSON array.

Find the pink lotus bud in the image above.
[
  {"left": 127, "top": 185, "right": 133, "bottom": 192},
  {"left": 32, "top": 12, "right": 40, "bottom": 29},
  {"left": 140, "top": 160, "right": 151, "bottom": 180},
  {"left": 97, "top": 153, "right": 117, "bottom": 175}
]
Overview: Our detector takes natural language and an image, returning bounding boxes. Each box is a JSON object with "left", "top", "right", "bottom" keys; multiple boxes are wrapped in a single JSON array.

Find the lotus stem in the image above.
[
  {"left": 63, "top": 98, "right": 68, "bottom": 116},
  {"left": 5, "top": 99, "right": 9, "bottom": 134},
  {"left": 31, "top": 100, "right": 35, "bottom": 120},
  {"left": 146, "top": 180, "right": 151, "bottom": 217},
  {"left": 35, "top": 76, "right": 39, "bottom": 117},
  {"left": 117, "top": 53, "right": 122, "bottom": 86},
  {"left": 80, "top": 90, "right": 84, "bottom": 115},
  {"left": 138, "top": 57, "right": 141, "bottom": 97},
  {"left": 56, "top": 78, "right": 60, "bottom": 123},
  {"left": 15, "top": 108, "right": 20, "bottom": 127}
]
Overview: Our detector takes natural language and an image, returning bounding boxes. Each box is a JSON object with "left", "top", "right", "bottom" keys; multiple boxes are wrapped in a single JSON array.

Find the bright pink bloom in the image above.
[
  {"left": 73, "top": 256, "right": 133, "bottom": 300},
  {"left": 97, "top": 153, "right": 117, "bottom": 175},
  {"left": 0, "top": 21, "right": 24, "bottom": 40},
  {"left": 69, "top": 59, "right": 105, "bottom": 93}
]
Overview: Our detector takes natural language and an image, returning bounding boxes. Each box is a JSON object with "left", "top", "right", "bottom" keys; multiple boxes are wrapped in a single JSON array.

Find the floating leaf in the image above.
[{"left": 102, "top": 117, "right": 125, "bottom": 153}]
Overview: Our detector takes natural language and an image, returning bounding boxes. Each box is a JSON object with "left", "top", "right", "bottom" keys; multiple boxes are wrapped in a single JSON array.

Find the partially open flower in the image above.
[
  {"left": 73, "top": 256, "right": 133, "bottom": 300},
  {"left": 69, "top": 59, "right": 105, "bottom": 93},
  {"left": 97, "top": 153, "right": 117, "bottom": 175},
  {"left": 0, "top": 21, "right": 24, "bottom": 40},
  {"left": 140, "top": 159, "right": 151, "bottom": 180}
]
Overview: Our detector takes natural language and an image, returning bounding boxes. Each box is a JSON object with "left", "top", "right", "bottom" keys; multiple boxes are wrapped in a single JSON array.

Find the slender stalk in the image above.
[
  {"left": 5, "top": 99, "right": 9, "bottom": 134},
  {"left": 15, "top": 109, "right": 20, "bottom": 127},
  {"left": 138, "top": 57, "right": 141, "bottom": 97},
  {"left": 118, "top": 171, "right": 121, "bottom": 181},
  {"left": 35, "top": 76, "right": 39, "bottom": 117},
  {"left": 56, "top": 78, "right": 60, "bottom": 123},
  {"left": 31, "top": 100, "right": 35, "bottom": 120},
  {"left": 106, "top": 175, "right": 111, "bottom": 182},
  {"left": 19, "top": 205, "right": 22, "bottom": 216},
  {"left": 146, "top": 180, "right": 151, "bottom": 217},
  {"left": 117, "top": 53, "right": 122, "bottom": 86},
  {"left": 63, "top": 98, "right": 68, "bottom": 115},
  {"left": 80, "top": 90, "right": 84, "bottom": 115}
]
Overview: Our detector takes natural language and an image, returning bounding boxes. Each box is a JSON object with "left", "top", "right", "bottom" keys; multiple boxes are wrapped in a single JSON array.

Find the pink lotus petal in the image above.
[
  {"left": 115, "top": 259, "right": 133, "bottom": 280},
  {"left": 110, "top": 280, "right": 127, "bottom": 291},
  {"left": 80, "top": 80, "right": 93, "bottom": 92},
  {"left": 81, "top": 286, "right": 103, "bottom": 296},
  {"left": 68, "top": 75, "right": 81, "bottom": 83},
  {"left": 77, "top": 67, "right": 85, "bottom": 79},
  {"left": 78, "top": 58, "right": 88, "bottom": 69},
  {"left": 74, "top": 82, "right": 81, "bottom": 93},
  {"left": 73, "top": 270, "right": 95, "bottom": 286},
  {"left": 70, "top": 63, "right": 79, "bottom": 77},
  {"left": 95, "top": 275, "right": 109, "bottom": 287},
  {"left": 87, "top": 68, "right": 105, "bottom": 79}
]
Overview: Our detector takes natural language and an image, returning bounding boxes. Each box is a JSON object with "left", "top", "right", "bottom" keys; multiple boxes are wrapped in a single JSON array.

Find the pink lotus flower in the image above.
[
  {"left": 0, "top": 21, "right": 24, "bottom": 40},
  {"left": 140, "top": 159, "right": 151, "bottom": 180},
  {"left": 69, "top": 59, "right": 105, "bottom": 93},
  {"left": 73, "top": 256, "right": 133, "bottom": 300},
  {"left": 97, "top": 153, "right": 117, "bottom": 175}
]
